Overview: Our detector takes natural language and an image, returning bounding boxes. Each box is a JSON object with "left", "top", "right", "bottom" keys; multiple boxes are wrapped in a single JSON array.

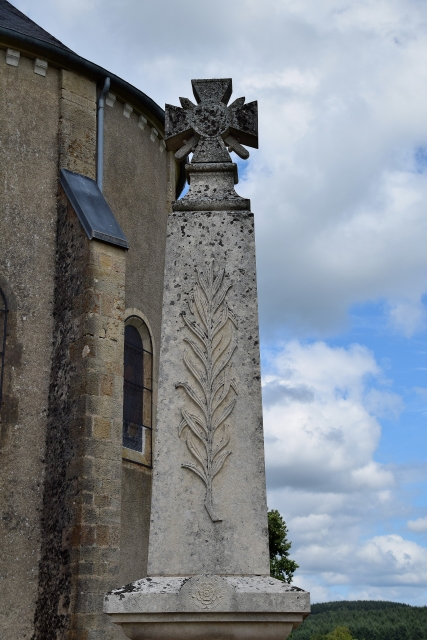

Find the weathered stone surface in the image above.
[
  {"left": 0, "top": 50, "right": 59, "bottom": 640},
  {"left": 105, "top": 576, "right": 308, "bottom": 614},
  {"left": 103, "top": 97, "right": 172, "bottom": 589},
  {"left": 59, "top": 69, "right": 97, "bottom": 179},
  {"left": 165, "top": 78, "right": 258, "bottom": 163},
  {"left": 175, "top": 163, "right": 249, "bottom": 211},
  {"left": 109, "top": 618, "right": 301, "bottom": 640},
  {"left": 105, "top": 576, "right": 309, "bottom": 640},
  {"left": 105, "top": 576, "right": 308, "bottom": 640},
  {"left": 33, "top": 191, "right": 126, "bottom": 639},
  {"left": 147, "top": 209, "right": 269, "bottom": 576}
]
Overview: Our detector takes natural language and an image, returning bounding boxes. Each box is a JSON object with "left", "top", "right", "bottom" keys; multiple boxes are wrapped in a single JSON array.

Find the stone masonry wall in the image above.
[
  {"left": 33, "top": 192, "right": 126, "bottom": 640},
  {"left": 103, "top": 91, "right": 171, "bottom": 585},
  {"left": 59, "top": 70, "right": 97, "bottom": 179},
  {"left": 0, "top": 49, "right": 59, "bottom": 640},
  {"left": 0, "top": 48, "right": 171, "bottom": 636}
]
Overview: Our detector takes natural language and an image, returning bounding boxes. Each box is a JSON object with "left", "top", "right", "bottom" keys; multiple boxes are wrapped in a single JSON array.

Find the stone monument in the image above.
[{"left": 104, "top": 78, "right": 310, "bottom": 640}]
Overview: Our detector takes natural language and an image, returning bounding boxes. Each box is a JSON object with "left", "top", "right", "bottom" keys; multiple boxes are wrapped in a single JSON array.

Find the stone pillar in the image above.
[{"left": 104, "top": 79, "right": 310, "bottom": 640}]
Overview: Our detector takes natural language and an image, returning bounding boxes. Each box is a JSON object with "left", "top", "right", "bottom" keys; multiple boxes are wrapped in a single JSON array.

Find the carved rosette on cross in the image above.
[{"left": 165, "top": 78, "right": 258, "bottom": 211}]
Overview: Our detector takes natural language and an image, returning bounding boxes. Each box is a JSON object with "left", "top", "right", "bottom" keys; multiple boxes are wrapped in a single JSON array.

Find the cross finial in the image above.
[{"left": 165, "top": 78, "right": 258, "bottom": 163}]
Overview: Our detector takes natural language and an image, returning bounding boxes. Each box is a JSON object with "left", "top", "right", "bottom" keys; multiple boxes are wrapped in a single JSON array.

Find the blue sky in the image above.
[{"left": 12, "top": 0, "right": 427, "bottom": 605}]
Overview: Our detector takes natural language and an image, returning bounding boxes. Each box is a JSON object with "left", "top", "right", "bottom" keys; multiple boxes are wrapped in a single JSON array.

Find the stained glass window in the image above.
[{"left": 122, "top": 318, "right": 152, "bottom": 466}]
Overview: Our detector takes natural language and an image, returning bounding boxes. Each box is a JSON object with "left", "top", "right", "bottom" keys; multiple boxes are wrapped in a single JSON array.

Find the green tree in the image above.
[
  {"left": 327, "top": 627, "right": 354, "bottom": 640},
  {"left": 310, "top": 626, "right": 354, "bottom": 640},
  {"left": 268, "top": 509, "right": 299, "bottom": 583}
]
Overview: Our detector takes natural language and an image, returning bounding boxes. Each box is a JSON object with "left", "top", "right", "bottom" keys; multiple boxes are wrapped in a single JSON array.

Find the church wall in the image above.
[
  {"left": 0, "top": 35, "right": 175, "bottom": 637},
  {"left": 0, "top": 50, "right": 60, "bottom": 638},
  {"left": 34, "top": 192, "right": 127, "bottom": 640},
  {"left": 119, "top": 461, "right": 152, "bottom": 584},
  {"left": 102, "top": 99, "right": 171, "bottom": 583},
  {"left": 59, "top": 69, "right": 97, "bottom": 179}
]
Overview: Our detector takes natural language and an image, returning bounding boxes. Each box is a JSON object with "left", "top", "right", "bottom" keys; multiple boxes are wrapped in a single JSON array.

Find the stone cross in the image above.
[
  {"left": 104, "top": 79, "right": 310, "bottom": 640},
  {"left": 165, "top": 78, "right": 258, "bottom": 163}
]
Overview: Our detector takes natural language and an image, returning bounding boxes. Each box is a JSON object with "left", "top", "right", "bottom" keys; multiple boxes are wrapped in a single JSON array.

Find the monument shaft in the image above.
[{"left": 148, "top": 209, "right": 269, "bottom": 577}]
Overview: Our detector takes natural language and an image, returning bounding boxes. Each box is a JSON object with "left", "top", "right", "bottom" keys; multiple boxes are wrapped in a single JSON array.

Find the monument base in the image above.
[
  {"left": 104, "top": 576, "right": 310, "bottom": 640},
  {"left": 106, "top": 614, "right": 302, "bottom": 640}
]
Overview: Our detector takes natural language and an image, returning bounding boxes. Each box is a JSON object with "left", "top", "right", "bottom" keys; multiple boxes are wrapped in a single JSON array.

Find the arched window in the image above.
[
  {"left": 123, "top": 317, "right": 153, "bottom": 466},
  {"left": 0, "top": 288, "right": 8, "bottom": 415}
]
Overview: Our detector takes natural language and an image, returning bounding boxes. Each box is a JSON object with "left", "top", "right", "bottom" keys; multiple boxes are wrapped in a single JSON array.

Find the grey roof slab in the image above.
[{"left": 60, "top": 169, "right": 128, "bottom": 249}]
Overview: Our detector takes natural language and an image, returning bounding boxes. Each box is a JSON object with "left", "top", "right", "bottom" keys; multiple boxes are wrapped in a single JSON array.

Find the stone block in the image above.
[
  {"left": 98, "top": 507, "right": 121, "bottom": 525},
  {"left": 71, "top": 525, "right": 95, "bottom": 547},
  {"left": 68, "top": 630, "right": 89, "bottom": 640},
  {"left": 106, "top": 92, "right": 116, "bottom": 108},
  {"left": 82, "top": 491, "right": 94, "bottom": 506},
  {"left": 99, "top": 253, "right": 113, "bottom": 269},
  {"left": 86, "top": 371, "right": 100, "bottom": 396},
  {"left": 82, "top": 505, "right": 98, "bottom": 525},
  {"left": 34, "top": 58, "right": 48, "bottom": 76},
  {"left": 86, "top": 394, "right": 113, "bottom": 417},
  {"left": 96, "top": 525, "right": 116, "bottom": 547},
  {"left": 93, "top": 417, "right": 112, "bottom": 440},
  {"left": 73, "top": 613, "right": 99, "bottom": 630},
  {"left": 101, "top": 292, "right": 115, "bottom": 317},
  {"left": 80, "top": 562, "right": 95, "bottom": 576},
  {"left": 5, "top": 48, "right": 20, "bottom": 66},
  {"left": 95, "top": 494, "right": 111, "bottom": 508},
  {"left": 61, "top": 69, "right": 97, "bottom": 103}
]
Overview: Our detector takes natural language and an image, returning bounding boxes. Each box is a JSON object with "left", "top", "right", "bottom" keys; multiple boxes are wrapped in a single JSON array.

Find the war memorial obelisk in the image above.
[{"left": 104, "top": 79, "right": 310, "bottom": 640}]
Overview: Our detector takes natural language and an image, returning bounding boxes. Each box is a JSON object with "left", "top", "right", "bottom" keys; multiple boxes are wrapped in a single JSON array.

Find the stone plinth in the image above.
[
  {"left": 105, "top": 576, "right": 309, "bottom": 640},
  {"left": 104, "top": 78, "right": 310, "bottom": 640}
]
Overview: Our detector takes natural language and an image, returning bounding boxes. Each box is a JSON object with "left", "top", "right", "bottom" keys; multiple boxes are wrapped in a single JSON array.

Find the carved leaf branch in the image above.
[{"left": 176, "top": 261, "right": 237, "bottom": 522}]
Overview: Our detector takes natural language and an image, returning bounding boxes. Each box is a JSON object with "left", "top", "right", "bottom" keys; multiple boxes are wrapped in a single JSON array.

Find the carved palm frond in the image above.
[{"left": 176, "top": 261, "right": 237, "bottom": 522}]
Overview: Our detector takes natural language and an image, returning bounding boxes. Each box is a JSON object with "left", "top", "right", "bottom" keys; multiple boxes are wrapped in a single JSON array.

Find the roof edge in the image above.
[
  {"left": 0, "top": 25, "right": 164, "bottom": 125},
  {"left": 0, "top": 25, "right": 187, "bottom": 198}
]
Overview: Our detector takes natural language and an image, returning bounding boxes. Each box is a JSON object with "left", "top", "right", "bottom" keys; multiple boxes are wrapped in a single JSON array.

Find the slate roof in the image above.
[{"left": 0, "top": 0, "right": 72, "bottom": 52}]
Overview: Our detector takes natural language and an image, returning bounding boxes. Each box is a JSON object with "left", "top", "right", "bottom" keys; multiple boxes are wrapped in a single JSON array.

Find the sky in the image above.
[{"left": 11, "top": 0, "right": 427, "bottom": 606}]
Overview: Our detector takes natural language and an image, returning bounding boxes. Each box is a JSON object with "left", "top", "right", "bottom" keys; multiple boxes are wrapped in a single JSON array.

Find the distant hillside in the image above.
[{"left": 290, "top": 600, "right": 427, "bottom": 640}]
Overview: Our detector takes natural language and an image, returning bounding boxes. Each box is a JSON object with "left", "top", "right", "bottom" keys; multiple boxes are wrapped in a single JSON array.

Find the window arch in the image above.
[
  {"left": 0, "top": 287, "right": 8, "bottom": 415},
  {"left": 123, "top": 316, "right": 153, "bottom": 466}
]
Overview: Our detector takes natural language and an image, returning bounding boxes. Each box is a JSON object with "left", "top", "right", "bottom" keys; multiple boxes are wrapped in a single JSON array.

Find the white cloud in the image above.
[
  {"left": 241, "top": 69, "right": 320, "bottom": 94},
  {"left": 294, "top": 534, "right": 427, "bottom": 600},
  {"left": 364, "top": 388, "right": 403, "bottom": 419},
  {"left": 262, "top": 341, "right": 427, "bottom": 602},
  {"left": 357, "top": 535, "right": 427, "bottom": 586},
  {"left": 408, "top": 516, "right": 427, "bottom": 533},
  {"left": 12, "top": 0, "right": 427, "bottom": 337},
  {"left": 388, "top": 298, "right": 426, "bottom": 337},
  {"left": 264, "top": 340, "right": 395, "bottom": 492}
]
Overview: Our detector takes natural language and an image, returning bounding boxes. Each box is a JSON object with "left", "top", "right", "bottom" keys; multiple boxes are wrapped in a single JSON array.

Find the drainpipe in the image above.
[{"left": 97, "top": 77, "right": 110, "bottom": 192}]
